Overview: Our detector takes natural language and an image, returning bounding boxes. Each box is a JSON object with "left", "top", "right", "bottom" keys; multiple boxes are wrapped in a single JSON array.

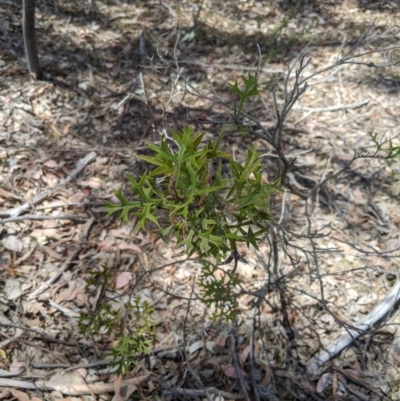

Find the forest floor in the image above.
[{"left": 1, "top": 0, "right": 400, "bottom": 400}]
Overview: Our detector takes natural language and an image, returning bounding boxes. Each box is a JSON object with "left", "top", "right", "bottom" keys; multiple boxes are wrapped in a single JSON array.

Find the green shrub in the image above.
[
  {"left": 79, "top": 267, "right": 155, "bottom": 375},
  {"left": 106, "top": 127, "right": 280, "bottom": 263},
  {"left": 80, "top": 74, "right": 280, "bottom": 372}
]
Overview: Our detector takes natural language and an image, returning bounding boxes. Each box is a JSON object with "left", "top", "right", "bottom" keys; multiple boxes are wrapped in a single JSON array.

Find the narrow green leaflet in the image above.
[{"left": 229, "top": 73, "right": 263, "bottom": 116}]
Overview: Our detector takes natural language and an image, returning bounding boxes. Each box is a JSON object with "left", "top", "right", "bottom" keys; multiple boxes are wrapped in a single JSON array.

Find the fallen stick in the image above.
[
  {"left": 0, "top": 151, "right": 97, "bottom": 217},
  {"left": 0, "top": 213, "right": 88, "bottom": 224},
  {"left": 306, "top": 278, "right": 400, "bottom": 375},
  {"left": 28, "top": 216, "right": 95, "bottom": 300},
  {"left": 0, "top": 375, "right": 148, "bottom": 395},
  {"left": 163, "top": 387, "right": 244, "bottom": 400}
]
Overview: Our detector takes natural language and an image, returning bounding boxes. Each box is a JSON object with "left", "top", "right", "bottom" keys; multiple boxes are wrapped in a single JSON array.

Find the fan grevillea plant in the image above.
[
  {"left": 106, "top": 127, "right": 281, "bottom": 320},
  {"left": 106, "top": 127, "right": 281, "bottom": 263}
]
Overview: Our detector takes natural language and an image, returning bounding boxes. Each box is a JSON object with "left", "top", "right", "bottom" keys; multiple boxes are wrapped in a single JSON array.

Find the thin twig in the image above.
[
  {"left": 249, "top": 311, "right": 261, "bottom": 401},
  {"left": 28, "top": 217, "right": 95, "bottom": 300},
  {"left": 0, "top": 213, "right": 88, "bottom": 224},
  {"left": 0, "top": 151, "right": 97, "bottom": 217},
  {"left": 292, "top": 99, "right": 369, "bottom": 114},
  {"left": 179, "top": 276, "right": 213, "bottom": 401},
  {"left": 230, "top": 331, "right": 251, "bottom": 401},
  {"left": 177, "top": 59, "right": 285, "bottom": 74}
]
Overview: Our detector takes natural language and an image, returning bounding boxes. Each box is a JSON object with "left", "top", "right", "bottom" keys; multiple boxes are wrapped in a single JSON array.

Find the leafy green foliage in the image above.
[
  {"left": 106, "top": 126, "right": 281, "bottom": 263},
  {"left": 79, "top": 303, "right": 121, "bottom": 336},
  {"left": 109, "top": 297, "right": 155, "bottom": 375},
  {"left": 105, "top": 116, "right": 280, "bottom": 321},
  {"left": 229, "top": 73, "right": 263, "bottom": 117},
  {"left": 79, "top": 266, "right": 155, "bottom": 375},
  {"left": 370, "top": 132, "right": 400, "bottom": 167},
  {"left": 79, "top": 266, "right": 120, "bottom": 336},
  {"left": 85, "top": 263, "right": 114, "bottom": 288},
  {"left": 199, "top": 261, "right": 241, "bottom": 321}
]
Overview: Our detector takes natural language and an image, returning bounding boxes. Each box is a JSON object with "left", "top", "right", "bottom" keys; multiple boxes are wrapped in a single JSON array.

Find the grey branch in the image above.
[
  {"left": 307, "top": 278, "right": 400, "bottom": 375},
  {"left": 293, "top": 99, "right": 369, "bottom": 114}
]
